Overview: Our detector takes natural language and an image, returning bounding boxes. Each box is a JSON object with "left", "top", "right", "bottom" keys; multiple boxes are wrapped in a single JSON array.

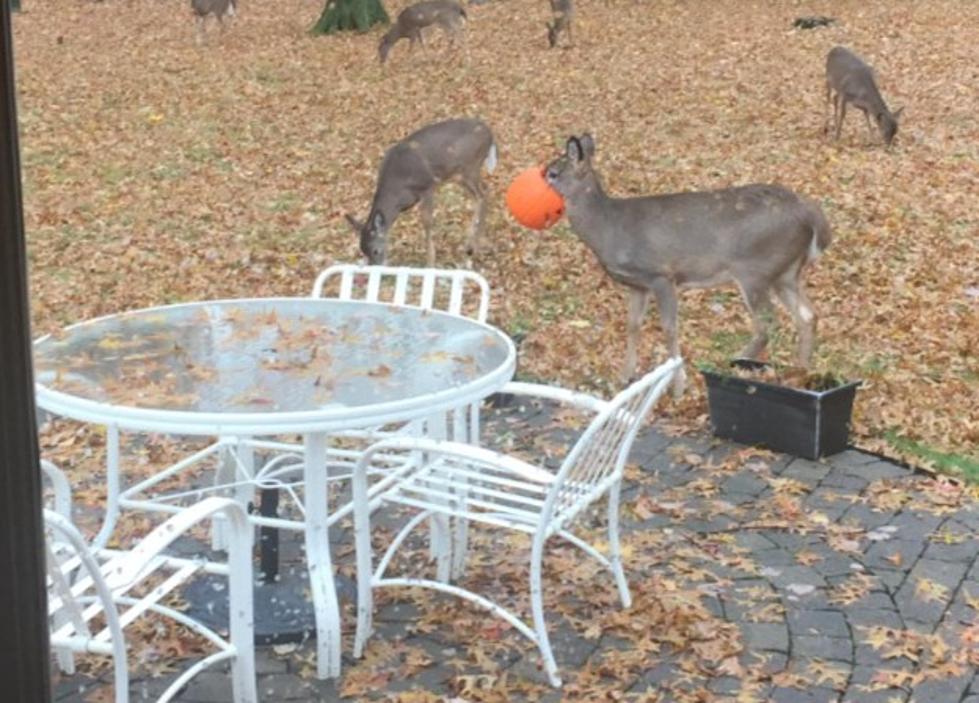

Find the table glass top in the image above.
[{"left": 34, "top": 299, "right": 513, "bottom": 415}]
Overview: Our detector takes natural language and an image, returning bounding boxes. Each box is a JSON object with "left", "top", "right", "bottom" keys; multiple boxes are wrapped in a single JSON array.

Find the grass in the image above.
[{"left": 885, "top": 431, "right": 979, "bottom": 484}]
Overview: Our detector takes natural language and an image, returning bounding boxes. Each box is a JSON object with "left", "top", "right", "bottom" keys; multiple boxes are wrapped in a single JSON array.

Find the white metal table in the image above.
[{"left": 33, "top": 297, "right": 516, "bottom": 679}]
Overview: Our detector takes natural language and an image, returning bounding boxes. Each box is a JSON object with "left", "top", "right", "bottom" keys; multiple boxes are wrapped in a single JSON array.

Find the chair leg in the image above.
[
  {"left": 91, "top": 424, "right": 122, "bottom": 550},
  {"left": 607, "top": 482, "right": 632, "bottom": 608},
  {"left": 433, "top": 511, "right": 452, "bottom": 583},
  {"left": 211, "top": 441, "right": 235, "bottom": 551},
  {"left": 529, "top": 535, "right": 562, "bottom": 687}
]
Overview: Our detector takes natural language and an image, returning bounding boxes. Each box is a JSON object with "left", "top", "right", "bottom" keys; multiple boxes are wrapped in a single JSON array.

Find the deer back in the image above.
[
  {"left": 545, "top": 137, "right": 829, "bottom": 291},
  {"left": 191, "top": 0, "right": 235, "bottom": 18},
  {"left": 399, "top": 0, "right": 464, "bottom": 30},
  {"left": 373, "top": 118, "right": 493, "bottom": 210}
]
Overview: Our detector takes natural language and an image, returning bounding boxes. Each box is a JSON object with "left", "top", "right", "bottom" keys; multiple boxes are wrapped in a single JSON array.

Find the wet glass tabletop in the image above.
[{"left": 33, "top": 299, "right": 513, "bottom": 415}]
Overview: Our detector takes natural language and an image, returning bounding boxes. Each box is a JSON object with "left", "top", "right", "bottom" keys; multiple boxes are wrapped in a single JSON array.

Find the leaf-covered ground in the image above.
[{"left": 13, "top": 0, "right": 979, "bottom": 467}]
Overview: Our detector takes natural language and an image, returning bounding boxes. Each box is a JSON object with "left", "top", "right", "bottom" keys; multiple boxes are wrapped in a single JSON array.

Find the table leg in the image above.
[
  {"left": 304, "top": 431, "right": 342, "bottom": 679},
  {"left": 92, "top": 423, "right": 120, "bottom": 550},
  {"left": 424, "top": 412, "right": 453, "bottom": 583},
  {"left": 212, "top": 437, "right": 255, "bottom": 551},
  {"left": 450, "top": 405, "right": 471, "bottom": 581}
]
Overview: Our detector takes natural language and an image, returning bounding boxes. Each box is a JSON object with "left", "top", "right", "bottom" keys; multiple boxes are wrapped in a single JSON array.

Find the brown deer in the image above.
[
  {"left": 378, "top": 1, "right": 467, "bottom": 64},
  {"left": 544, "top": 134, "right": 831, "bottom": 395},
  {"left": 191, "top": 0, "right": 236, "bottom": 45},
  {"left": 826, "top": 46, "right": 903, "bottom": 146},
  {"left": 346, "top": 118, "right": 497, "bottom": 266},
  {"left": 546, "top": 0, "right": 573, "bottom": 48}
]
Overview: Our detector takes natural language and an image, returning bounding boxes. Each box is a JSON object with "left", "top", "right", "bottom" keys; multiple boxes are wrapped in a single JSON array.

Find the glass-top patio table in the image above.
[{"left": 33, "top": 297, "right": 517, "bottom": 679}]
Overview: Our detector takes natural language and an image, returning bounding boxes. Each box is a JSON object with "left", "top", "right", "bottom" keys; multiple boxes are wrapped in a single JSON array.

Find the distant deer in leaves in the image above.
[
  {"left": 546, "top": 0, "right": 573, "bottom": 48},
  {"left": 191, "top": 0, "right": 236, "bottom": 45},
  {"left": 826, "top": 46, "right": 903, "bottom": 146},
  {"left": 378, "top": 1, "right": 467, "bottom": 64}
]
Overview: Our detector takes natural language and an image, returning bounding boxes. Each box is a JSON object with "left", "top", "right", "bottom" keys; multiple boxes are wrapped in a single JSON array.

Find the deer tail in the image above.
[
  {"left": 484, "top": 142, "right": 497, "bottom": 174},
  {"left": 805, "top": 199, "right": 832, "bottom": 262}
]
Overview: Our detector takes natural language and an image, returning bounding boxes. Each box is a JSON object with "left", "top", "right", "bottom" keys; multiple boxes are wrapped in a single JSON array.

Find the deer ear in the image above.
[
  {"left": 579, "top": 133, "right": 596, "bottom": 158},
  {"left": 893, "top": 106, "right": 904, "bottom": 121},
  {"left": 566, "top": 136, "right": 585, "bottom": 163},
  {"left": 345, "top": 214, "right": 364, "bottom": 232}
]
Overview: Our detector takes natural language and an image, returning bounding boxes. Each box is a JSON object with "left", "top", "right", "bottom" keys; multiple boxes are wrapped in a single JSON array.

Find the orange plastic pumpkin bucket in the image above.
[{"left": 505, "top": 166, "right": 565, "bottom": 230}]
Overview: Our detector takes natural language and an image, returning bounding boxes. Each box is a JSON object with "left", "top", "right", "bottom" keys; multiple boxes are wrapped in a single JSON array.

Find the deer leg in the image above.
[
  {"left": 737, "top": 283, "right": 775, "bottom": 361},
  {"left": 196, "top": 16, "right": 206, "bottom": 46},
  {"left": 824, "top": 83, "right": 833, "bottom": 134},
  {"left": 649, "top": 279, "right": 687, "bottom": 397},
  {"left": 460, "top": 171, "right": 487, "bottom": 264},
  {"left": 775, "top": 275, "right": 816, "bottom": 368},
  {"left": 835, "top": 98, "right": 847, "bottom": 141},
  {"left": 622, "top": 287, "right": 649, "bottom": 384},
  {"left": 419, "top": 188, "right": 436, "bottom": 267}
]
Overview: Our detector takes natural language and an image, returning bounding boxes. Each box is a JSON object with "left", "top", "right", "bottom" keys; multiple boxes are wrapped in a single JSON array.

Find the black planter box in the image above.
[{"left": 701, "top": 361, "right": 860, "bottom": 460}]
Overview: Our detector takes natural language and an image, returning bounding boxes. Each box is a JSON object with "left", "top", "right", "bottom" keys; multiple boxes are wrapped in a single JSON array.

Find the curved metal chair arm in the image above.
[
  {"left": 41, "top": 459, "right": 73, "bottom": 520},
  {"left": 355, "top": 436, "right": 555, "bottom": 486},
  {"left": 102, "top": 497, "right": 251, "bottom": 590},
  {"left": 498, "top": 381, "right": 609, "bottom": 414}
]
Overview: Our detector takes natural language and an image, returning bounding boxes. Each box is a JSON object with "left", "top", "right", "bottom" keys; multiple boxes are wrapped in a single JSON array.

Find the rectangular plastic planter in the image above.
[{"left": 701, "top": 362, "right": 860, "bottom": 460}]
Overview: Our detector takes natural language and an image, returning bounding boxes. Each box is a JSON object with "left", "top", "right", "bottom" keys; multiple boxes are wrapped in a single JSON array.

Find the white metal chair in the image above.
[
  {"left": 350, "top": 357, "right": 683, "bottom": 687},
  {"left": 42, "top": 462, "right": 257, "bottom": 703},
  {"left": 311, "top": 263, "right": 490, "bottom": 325}
]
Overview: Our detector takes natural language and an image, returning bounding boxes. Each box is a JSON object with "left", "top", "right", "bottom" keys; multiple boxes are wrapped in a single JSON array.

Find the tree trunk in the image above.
[{"left": 312, "top": 0, "right": 389, "bottom": 35}]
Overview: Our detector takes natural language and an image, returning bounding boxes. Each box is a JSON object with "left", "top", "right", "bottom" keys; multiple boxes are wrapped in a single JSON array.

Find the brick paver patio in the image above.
[{"left": 52, "top": 397, "right": 979, "bottom": 702}]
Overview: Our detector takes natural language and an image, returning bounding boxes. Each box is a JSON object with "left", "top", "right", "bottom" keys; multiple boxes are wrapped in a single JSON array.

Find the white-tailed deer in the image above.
[
  {"left": 826, "top": 46, "right": 903, "bottom": 146},
  {"left": 191, "top": 0, "right": 236, "bottom": 45},
  {"left": 544, "top": 134, "right": 831, "bottom": 395},
  {"left": 546, "top": 0, "right": 573, "bottom": 48},
  {"left": 379, "top": 1, "right": 467, "bottom": 64},
  {"left": 346, "top": 117, "right": 497, "bottom": 266}
]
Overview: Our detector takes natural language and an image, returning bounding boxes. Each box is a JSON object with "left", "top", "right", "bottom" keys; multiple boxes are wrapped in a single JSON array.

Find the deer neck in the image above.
[
  {"left": 564, "top": 174, "right": 617, "bottom": 252},
  {"left": 855, "top": 80, "right": 890, "bottom": 117}
]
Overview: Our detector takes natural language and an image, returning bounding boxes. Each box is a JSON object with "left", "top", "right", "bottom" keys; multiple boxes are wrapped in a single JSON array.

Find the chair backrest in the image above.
[
  {"left": 543, "top": 357, "right": 682, "bottom": 527},
  {"left": 44, "top": 509, "right": 130, "bottom": 693},
  {"left": 311, "top": 264, "right": 491, "bottom": 323}
]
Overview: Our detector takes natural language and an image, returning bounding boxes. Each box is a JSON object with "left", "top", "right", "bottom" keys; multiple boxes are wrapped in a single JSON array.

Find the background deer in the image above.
[
  {"left": 379, "top": 1, "right": 467, "bottom": 64},
  {"left": 544, "top": 134, "right": 831, "bottom": 395},
  {"left": 826, "top": 46, "right": 903, "bottom": 146},
  {"left": 191, "top": 0, "right": 236, "bottom": 45},
  {"left": 346, "top": 118, "right": 497, "bottom": 266},
  {"left": 546, "top": 0, "right": 573, "bottom": 48}
]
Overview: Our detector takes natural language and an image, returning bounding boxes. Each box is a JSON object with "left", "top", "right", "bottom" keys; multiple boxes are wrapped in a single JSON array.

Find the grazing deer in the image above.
[
  {"left": 546, "top": 0, "right": 573, "bottom": 48},
  {"left": 379, "top": 1, "right": 467, "bottom": 64},
  {"left": 346, "top": 118, "right": 497, "bottom": 266},
  {"left": 826, "top": 46, "right": 903, "bottom": 146},
  {"left": 544, "top": 134, "right": 831, "bottom": 395},
  {"left": 191, "top": 0, "right": 236, "bottom": 45}
]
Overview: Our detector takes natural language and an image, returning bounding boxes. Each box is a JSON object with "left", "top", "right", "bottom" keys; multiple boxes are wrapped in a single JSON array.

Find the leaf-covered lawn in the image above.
[{"left": 13, "top": 0, "right": 979, "bottom": 469}]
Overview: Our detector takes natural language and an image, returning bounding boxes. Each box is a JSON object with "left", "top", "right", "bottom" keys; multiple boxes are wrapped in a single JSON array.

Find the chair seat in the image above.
[
  {"left": 47, "top": 545, "right": 223, "bottom": 653},
  {"left": 376, "top": 452, "right": 597, "bottom": 537}
]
